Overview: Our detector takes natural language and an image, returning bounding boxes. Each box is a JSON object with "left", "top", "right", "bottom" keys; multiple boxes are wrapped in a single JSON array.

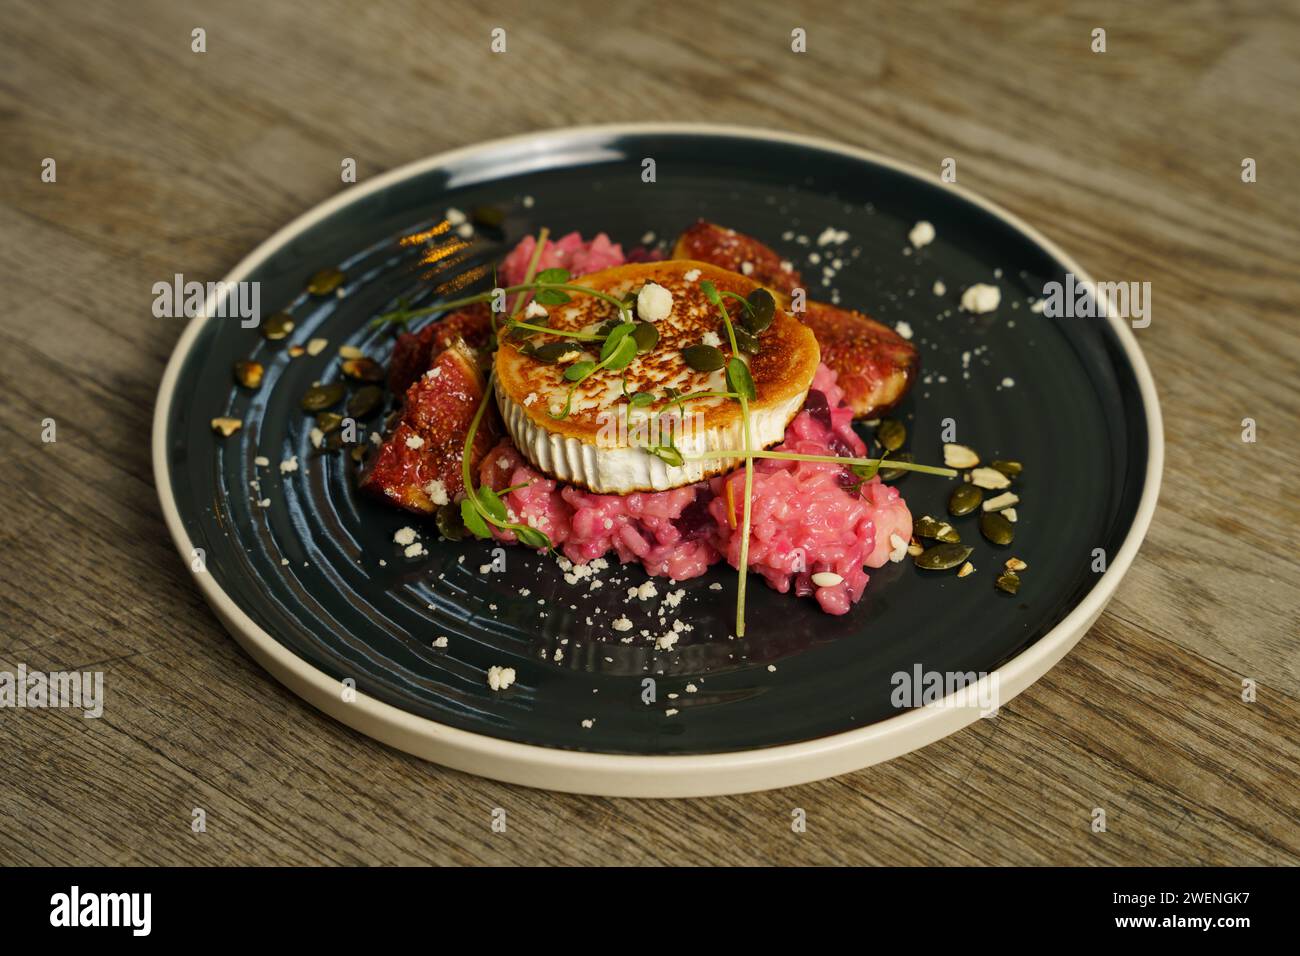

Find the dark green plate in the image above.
[{"left": 154, "top": 125, "right": 1161, "bottom": 796}]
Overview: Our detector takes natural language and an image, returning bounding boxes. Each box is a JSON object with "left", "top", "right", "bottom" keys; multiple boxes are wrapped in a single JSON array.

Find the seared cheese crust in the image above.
[{"left": 494, "top": 261, "right": 820, "bottom": 493}]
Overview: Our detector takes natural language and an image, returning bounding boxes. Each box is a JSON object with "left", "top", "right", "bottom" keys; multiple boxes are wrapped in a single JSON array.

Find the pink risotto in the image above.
[
  {"left": 480, "top": 363, "right": 912, "bottom": 616},
  {"left": 478, "top": 232, "right": 911, "bottom": 615}
]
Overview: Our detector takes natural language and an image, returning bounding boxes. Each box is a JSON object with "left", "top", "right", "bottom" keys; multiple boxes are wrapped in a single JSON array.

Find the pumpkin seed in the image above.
[
  {"left": 991, "top": 459, "right": 1023, "bottom": 478},
  {"left": 948, "top": 483, "right": 983, "bottom": 516},
  {"left": 683, "top": 343, "right": 726, "bottom": 372},
  {"left": 338, "top": 344, "right": 365, "bottom": 360},
  {"left": 530, "top": 341, "right": 582, "bottom": 363},
  {"left": 915, "top": 542, "right": 973, "bottom": 570},
  {"left": 733, "top": 326, "right": 760, "bottom": 354},
  {"left": 301, "top": 382, "right": 345, "bottom": 412},
  {"left": 957, "top": 561, "right": 975, "bottom": 578},
  {"left": 288, "top": 345, "right": 306, "bottom": 358},
  {"left": 970, "top": 466, "right": 1011, "bottom": 490},
  {"left": 943, "top": 443, "right": 980, "bottom": 469},
  {"left": 233, "top": 360, "right": 264, "bottom": 389},
  {"left": 307, "top": 267, "right": 345, "bottom": 296},
  {"left": 744, "top": 288, "right": 776, "bottom": 333},
  {"left": 436, "top": 502, "right": 467, "bottom": 541},
  {"left": 347, "top": 385, "right": 383, "bottom": 419},
  {"left": 315, "top": 412, "right": 344, "bottom": 433},
  {"left": 1005, "top": 557, "right": 1028, "bottom": 571},
  {"left": 914, "top": 515, "right": 961, "bottom": 543},
  {"left": 995, "top": 570, "right": 1021, "bottom": 594},
  {"left": 879, "top": 451, "right": 914, "bottom": 481},
  {"left": 876, "top": 419, "right": 906, "bottom": 452},
  {"left": 980, "top": 511, "right": 1015, "bottom": 546},
  {"left": 726, "top": 357, "right": 756, "bottom": 401},
  {"left": 261, "top": 312, "right": 294, "bottom": 341},
  {"left": 631, "top": 321, "right": 659, "bottom": 352},
  {"left": 340, "top": 357, "right": 384, "bottom": 383},
  {"left": 210, "top": 416, "right": 242, "bottom": 437}
]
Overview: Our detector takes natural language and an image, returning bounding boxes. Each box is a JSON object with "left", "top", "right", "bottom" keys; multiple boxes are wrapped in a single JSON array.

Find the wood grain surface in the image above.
[{"left": 1, "top": 0, "right": 1297, "bottom": 866}]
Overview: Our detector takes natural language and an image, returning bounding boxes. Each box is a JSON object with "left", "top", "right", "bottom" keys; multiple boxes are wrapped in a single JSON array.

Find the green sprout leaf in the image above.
[
  {"left": 476, "top": 486, "right": 509, "bottom": 523},
  {"left": 513, "top": 525, "right": 552, "bottom": 550},
  {"left": 536, "top": 267, "right": 570, "bottom": 284},
  {"left": 460, "top": 498, "right": 492, "bottom": 539},
  {"left": 629, "top": 392, "right": 655, "bottom": 408},
  {"left": 563, "top": 361, "right": 596, "bottom": 381},
  {"left": 534, "top": 288, "right": 571, "bottom": 305},
  {"left": 725, "top": 357, "right": 756, "bottom": 402}
]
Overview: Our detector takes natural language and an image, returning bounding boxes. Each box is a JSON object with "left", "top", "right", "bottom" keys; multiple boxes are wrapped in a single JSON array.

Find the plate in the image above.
[{"left": 153, "top": 124, "right": 1162, "bottom": 797}]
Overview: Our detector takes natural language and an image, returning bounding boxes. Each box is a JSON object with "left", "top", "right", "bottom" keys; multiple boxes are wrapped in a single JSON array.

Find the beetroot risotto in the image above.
[{"left": 364, "top": 224, "right": 949, "bottom": 635}]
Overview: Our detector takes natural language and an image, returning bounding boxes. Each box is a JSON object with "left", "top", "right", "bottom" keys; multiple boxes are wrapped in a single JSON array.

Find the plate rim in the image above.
[{"left": 151, "top": 122, "right": 1164, "bottom": 797}]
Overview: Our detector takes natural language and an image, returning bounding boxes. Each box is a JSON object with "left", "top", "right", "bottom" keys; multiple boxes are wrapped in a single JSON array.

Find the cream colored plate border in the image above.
[{"left": 152, "top": 123, "right": 1164, "bottom": 798}]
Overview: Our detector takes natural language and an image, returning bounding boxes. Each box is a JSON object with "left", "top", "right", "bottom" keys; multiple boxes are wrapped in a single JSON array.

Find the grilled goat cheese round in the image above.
[{"left": 494, "top": 261, "right": 820, "bottom": 493}]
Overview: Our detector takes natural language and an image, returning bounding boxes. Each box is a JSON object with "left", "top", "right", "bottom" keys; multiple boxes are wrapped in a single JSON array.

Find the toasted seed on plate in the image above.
[
  {"left": 943, "top": 443, "right": 980, "bottom": 469},
  {"left": 980, "top": 511, "right": 1015, "bottom": 545},
  {"left": 346, "top": 385, "right": 383, "bottom": 419},
  {"left": 341, "top": 357, "right": 384, "bottom": 383},
  {"left": 970, "top": 466, "right": 1012, "bottom": 490},
  {"left": 915, "top": 543, "right": 974, "bottom": 570},
  {"left": 983, "top": 491, "right": 1020, "bottom": 512},
  {"left": 744, "top": 288, "right": 776, "bottom": 333},
  {"left": 991, "top": 459, "right": 1023, "bottom": 478},
  {"left": 1005, "top": 557, "right": 1028, "bottom": 571},
  {"left": 288, "top": 345, "right": 306, "bottom": 358},
  {"left": 876, "top": 419, "right": 906, "bottom": 452},
  {"left": 811, "top": 571, "right": 844, "bottom": 587},
  {"left": 957, "top": 561, "right": 975, "bottom": 578},
  {"left": 301, "top": 382, "right": 345, "bottom": 411},
  {"left": 306, "top": 337, "right": 329, "bottom": 356},
  {"left": 1003, "top": 507, "right": 1018, "bottom": 523},
  {"left": 210, "top": 417, "right": 242, "bottom": 437},
  {"left": 436, "top": 502, "right": 467, "bottom": 541},
  {"left": 733, "top": 326, "right": 760, "bottom": 354},
  {"left": 307, "top": 267, "right": 345, "bottom": 296},
  {"left": 995, "top": 570, "right": 1021, "bottom": 594},
  {"left": 948, "top": 483, "right": 983, "bottom": 516},
  {"left": 683, "top": 343, "right": 726, "bottom": 372},
  {"left": 907, "top": 538, "right": 924, "bottom": 557},
  {"left": 914, "top": 515, "right": 960, "bottom": 543},
  {"left": 338, "top": 344, "right": 365, "bottom": 360},
  {"left": 261, "top": 312, "right": 294, "bottom": 341},
  {"left": 315, "top": 412, "right": 344, "bottom": 433},
  {"left": 233, "top": 360, "right": 264, "bottom": 389},
  {"left": 530, "top": 341, "right": 582, "bottom": 363}
]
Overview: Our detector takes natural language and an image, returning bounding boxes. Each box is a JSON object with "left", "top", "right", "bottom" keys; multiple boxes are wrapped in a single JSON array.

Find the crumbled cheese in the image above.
[
  {"left": 708, "top": 583, "right": 722, "bottom": 591},
  {"left": 432, "top": 636, "right": 449, "bottom": 648},
  {"left": 306, "top": 337, "right": 328, "bottom": 356},
  {"left": 423, "top": 479, "right": 449, "bottom": 506},
  {"left": 665, "top": 708, "right": 679, "bottom": 717},
  {"left": 445, "top": 207, "right": 466, "bottom": 225},
  {"left": 254, "top": 456, "right": 270, "bottom": 467},
  {"left": 635, "top": 581, "right": 657, "bottom": 600},
  {"left": 405, "top": 434, "right": 424, "bottom": 450},
  {"left": 663, "top": 589, "right": 684, "bottom": 608},
  {"left": 811, "top": 571, "right": 843, "bottom": 588},
  {"left": 524, "top": 300, "right": 548, "bottom": 319},
  {"left": 309, "top": 427, "right": 324, "bottom": 449},
  {"left": 581, "top": 718, "right": 594, "bottom": 729},
  {"left": 403, "top": 543, "right": 426, "bottom": 558},
  {"left": 683, "top": 268, "right": 701, "bottom": 282},
  {"left": 933, "top": 280, "right": 946, "bottom": 296},
  {"left": 523, "top": 392, "right": 538, "bottom": 407},
  {"left": 338, "top": 345, "right": 364, "bottom": 360},
  {"left": 522, "top": 195, "right": 534, "bottom": 208},
  {"left": 611, "top": 616, "right": 634, "bottom": 632},
  {"left": 740, "top": 261, "right": 754, "bottom": 275},
  {"left": 486, "top": 666, "right": 515, "bottom": 691},
  {"left": 1001, "top": 377, "right": 1015, "bottom": 388},
  {"left": 1029, "top": 299, "right": 1046, "bottom": 314},
  {"left": 961, "top": 283, "right": 1001, "bottom": 314},
  {"left": 701, "top": 331, "right": 722, "bottom": 348},
  {"left": 456, "top": 222, "right": 473, "bottom": 239},
  {"left": 637, "top": 282, "right": 673, "bottom": 322},
  {"left": 425, "top": 366, "right": 441, "bottom": 379},
  {"left": 894, "top": 321, "right": 913, "bottom": 340},
  {"left": 816, "top": 227, "right": 849, "bottom": 246},
  {"left": 888, "top": 533, "right": 908, "bottom": 563},
  {"left": 908, "top": 220, "right": 935, "bottom": 249},
  {"left": 655, "top": 633, "right": 679, "bottom": 651},
  {"left": 279, "top": 456, "right": 298, "bottom": 474},
  {"left": 685, "top": 683, "right": 698, "bottom": 693},
  {"left": 393, "top": 526, "right": 418, "bottom": 546}
]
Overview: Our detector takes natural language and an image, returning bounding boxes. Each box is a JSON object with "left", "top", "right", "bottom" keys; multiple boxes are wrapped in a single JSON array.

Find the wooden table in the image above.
[{"left": 2, "top": 0, "right": 1296, "bottom": 866}]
